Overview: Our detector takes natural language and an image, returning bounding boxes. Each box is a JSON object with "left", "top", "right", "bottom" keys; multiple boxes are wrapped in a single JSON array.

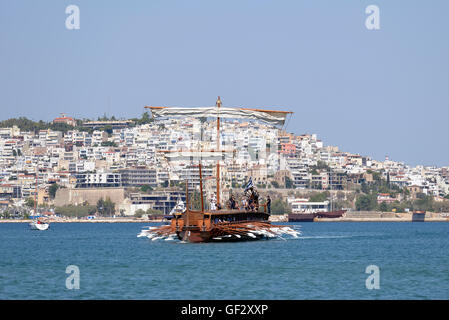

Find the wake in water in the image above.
[{"left": 137, "top": 224, "right": 301, "bottom": 242}]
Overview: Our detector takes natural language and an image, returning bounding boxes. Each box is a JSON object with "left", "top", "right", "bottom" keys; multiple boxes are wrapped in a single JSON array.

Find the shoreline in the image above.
[
  {"left": 314, "top": 217, "right": 448, "bottom": 222},
  {"left": 0, "top": 219, "right": 160, "bottom": 223},
  {"left": 1, "top": 215, "right": 448, "bottom": 223}
]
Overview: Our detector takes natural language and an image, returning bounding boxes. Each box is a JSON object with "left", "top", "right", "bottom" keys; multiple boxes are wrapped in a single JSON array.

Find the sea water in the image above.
[{"left": 0, "top": 222, "right": 448, "bottom": 299}]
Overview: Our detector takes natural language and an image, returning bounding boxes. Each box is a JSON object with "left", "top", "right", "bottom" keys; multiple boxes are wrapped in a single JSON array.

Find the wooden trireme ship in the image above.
[{"left": 138, "top": 97, "right": 299, "bottom": 243}]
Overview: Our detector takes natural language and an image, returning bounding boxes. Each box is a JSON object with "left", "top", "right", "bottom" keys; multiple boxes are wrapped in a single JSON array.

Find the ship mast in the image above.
[
  {"left": 35, "top": 166, "right": 38, "bottom": 215},
  {"left": 199, "top": 116, "right": 205, "bottom": 212},
  {"left": 329, "top": 167, "right": 333, "bottom": 212},
  {"left": 185, "top": 180, "right": 190, "bottom": 229},
  {"left": 145, "top": 99, "right": 293, "bottom": 210},
  {"left": 198, "top": 163, "right": 204, "bottom": 211},
  {"left": 216, "top": 96, "right": 221, "bottom": 206}
]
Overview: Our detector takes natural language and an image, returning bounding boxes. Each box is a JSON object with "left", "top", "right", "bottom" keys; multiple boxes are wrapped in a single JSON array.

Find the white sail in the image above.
[
  {"left": 147, "top": 106, "right": 291, "bottom": 126},
  {"left": 164, "top": 151, "right": 225, "bottom": 161}
]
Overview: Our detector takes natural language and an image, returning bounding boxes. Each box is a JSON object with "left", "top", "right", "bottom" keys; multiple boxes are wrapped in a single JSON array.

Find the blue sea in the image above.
[{"left": 0, "top": 222, "right": 448, "bottom": 299}]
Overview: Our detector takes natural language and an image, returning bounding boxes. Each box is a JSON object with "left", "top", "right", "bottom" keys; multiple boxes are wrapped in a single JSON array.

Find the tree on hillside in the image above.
[
  {"left": 54, "top": 205, "right": 96, "bottom": 218},
  {"left": 140, "top": 185, "right": 153, "bottom": 193},
  {"left": 136, "top": 112, "right": 153, "bottom": 125},
  {"left": 378, "top": 201, "right": 388, "bottom": 212},
  {"left": 146, "top": 208, "right": 163, "bottom": 215},
  {"left": 270, "top": 181, "right": 280, "bottom": 188},
  {"left": 413, "top": 193, "right": 434, "bottom": 211},
  {"left": 134, "top": 209, "right": 145, "bottom": 218},
  {"left": 49, "top": 122, "right": 74, "bottom": 133},
  {"left": 285, "top": 176, "right": 294, "bottom": 189},
  {"left": 355, "top": 194, "right": 377, "bottom": 211},
  {"left": 309, "top": 191, "right": 330, "bottom": 202},
  {"left": 96, "top": 197, "right": 115, "bottom": 216},
  {"left": 48, "top": 183, "right": 60, "bottom": 199},
  {"left": 101, "top": 141, "right": 117, "bottom": 147},
  {"left": 25, "top": 197, "right": 35, "bottom": 208}
]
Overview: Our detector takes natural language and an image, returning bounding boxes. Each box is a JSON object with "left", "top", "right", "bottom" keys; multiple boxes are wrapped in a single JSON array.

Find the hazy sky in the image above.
[{"left": 0, "top": 1, "right": 448, "bottom": 167}]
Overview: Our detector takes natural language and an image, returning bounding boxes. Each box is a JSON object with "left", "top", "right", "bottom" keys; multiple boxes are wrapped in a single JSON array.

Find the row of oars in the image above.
[
  {"left": 211, "top": 221, "right": 289, "bottom": 239},
  {"left": 151, "top": 225, "right": 173, "bottom": 236},
  {"left": 138, "top": 221, "right": 300, "bottom": 241},
  {"left": 137, "top": 225, "right": 174, "bottom": 240}
]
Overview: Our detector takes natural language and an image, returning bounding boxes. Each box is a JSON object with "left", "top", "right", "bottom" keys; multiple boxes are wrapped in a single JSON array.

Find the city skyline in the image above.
[
  {"left": 0, "top": 111, "right": 445, "bottom": 170},
  {"left": 1, "top": 1, "right": 448, "bottom": 167}
]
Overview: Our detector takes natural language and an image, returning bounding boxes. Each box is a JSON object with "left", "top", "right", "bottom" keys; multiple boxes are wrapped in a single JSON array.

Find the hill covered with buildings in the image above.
[{"left": 1, "top": 113, "right": 448, "bottom": 219}]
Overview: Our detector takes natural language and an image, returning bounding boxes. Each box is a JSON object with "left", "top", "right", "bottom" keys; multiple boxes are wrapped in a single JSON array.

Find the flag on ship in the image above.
[{"left": 244, "top": 177, "right": 254, "bottom": 192}]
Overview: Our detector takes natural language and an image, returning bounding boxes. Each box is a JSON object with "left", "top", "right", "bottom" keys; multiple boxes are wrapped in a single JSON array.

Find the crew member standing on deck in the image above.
[
  {"left": 210, "top": 194, "right": 217, "bottom": 211},
  {"left": 241, "top": 197, "right": 247, "bottom": 211},
  {"left": 267, "top": 195, "right": 271, "bottom": 214}
]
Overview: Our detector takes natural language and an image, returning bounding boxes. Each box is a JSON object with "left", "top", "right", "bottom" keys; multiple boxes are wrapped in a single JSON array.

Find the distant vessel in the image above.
[
  {"left": 138, "top": 97, "right": 299, "bottom": 243},
  {"left": 29, "top": 218, "right": 50, "bottom": 231},
  {"left": 314, "top": 210, "right": 346, "bottom": 219},
  {"left": 288, "top": 210, "right": 346, "bottom": 222},
  {"left": 288, "top": 199, "right": 345, "bottom": 222},
  {"left": 29, "top": 167, "right": 49, "bottom": 230},
  {"left": 288, "top": 212, "right": 315, "bottom": 222},
  {"left": 161, "top": 199, "right": 186, "bottom": 225}
]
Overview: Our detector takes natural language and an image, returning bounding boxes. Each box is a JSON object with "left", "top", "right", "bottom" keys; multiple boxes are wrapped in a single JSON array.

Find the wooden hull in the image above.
[
  {"left": 141, "top": 209, "right": 298, "bottom": 243},
  {"left": 171, "top": 208, "right": 270, "bottom": 243},
  {"left": 176, "top": 229, "right": 265, "bottom": 243},
  {"left": 315, "top": 210, "right": 346, "bottom": 218},
  {"left": 288, "top": 213, "right": 315, "bottom": 222}
]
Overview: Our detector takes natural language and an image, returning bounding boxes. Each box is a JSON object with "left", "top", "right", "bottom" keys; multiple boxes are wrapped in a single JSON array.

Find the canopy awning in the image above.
[
  {"left": 164, "top": 151, "right": 224, "bottom": 161},
  {"left": 146, "top": 106, "right": 292, "bottom": 126}
]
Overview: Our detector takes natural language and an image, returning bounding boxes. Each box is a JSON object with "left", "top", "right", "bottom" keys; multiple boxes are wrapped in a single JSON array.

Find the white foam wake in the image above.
[{"left": 137, "top": 225, "right": 301, "bottom": 242}]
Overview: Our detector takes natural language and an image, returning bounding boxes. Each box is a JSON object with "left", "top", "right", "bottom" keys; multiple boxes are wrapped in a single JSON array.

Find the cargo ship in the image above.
[{"left": 138, "top": 97, "right": 299, "bottom": 242}]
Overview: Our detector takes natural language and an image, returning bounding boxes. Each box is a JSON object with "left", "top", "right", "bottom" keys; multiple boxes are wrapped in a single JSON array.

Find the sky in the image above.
[{"left": 0, "top": 0, "right": 448, "bottom": 167}]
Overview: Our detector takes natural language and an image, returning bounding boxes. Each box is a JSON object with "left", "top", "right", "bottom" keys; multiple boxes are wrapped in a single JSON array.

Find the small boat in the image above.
[
  {"left": 29, "top": 168, "right": 49, "bottom": 230},
  {"left": 29, "top": 218, "right": 50, "bottom": 231},
  {"left": 162, "top": 199, "right": 186, "bottom": 225}
]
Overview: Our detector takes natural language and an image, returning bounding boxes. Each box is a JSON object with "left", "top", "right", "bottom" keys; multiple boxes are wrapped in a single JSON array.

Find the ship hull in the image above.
[
  {"left": 315, "top": 210, "right": 346, "bottom": 219},
  {"left": 288, "top": 210, "right": 346, "bottom": 222},
  {"left": 288, "top": 213, "right": 315, "bottom": 222},
  {"left": 176, "top": 229, "right": 265, "bottom": 243},
  {"left": 172, "top": 209, "right": 271, "bottom": 243}
]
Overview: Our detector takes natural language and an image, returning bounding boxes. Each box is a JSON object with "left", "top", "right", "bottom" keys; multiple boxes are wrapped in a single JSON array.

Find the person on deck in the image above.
[
  {"left": 229, "top": 195, "right": 236, "bottom": 209},
  {"left": 253, "top": 189, "right": 259, "bottom": 211},
  {"left": 241, "top": 198, "right": 247, "bottom": 211},
  {"left": 210, "top": 194, "right": 217, "bottom": 211},
  {"left": 266, "top": 195, "right": 271, "bottom": 214}
]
